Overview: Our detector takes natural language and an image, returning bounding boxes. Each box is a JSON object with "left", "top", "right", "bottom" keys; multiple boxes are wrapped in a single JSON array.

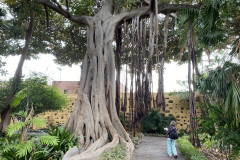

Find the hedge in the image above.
[{"left": 177, "top": 136, "right": 207, "bottom": 160}]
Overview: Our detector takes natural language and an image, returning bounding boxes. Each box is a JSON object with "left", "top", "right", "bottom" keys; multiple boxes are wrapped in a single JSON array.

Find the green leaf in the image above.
[
  {"left": 38, "top": 136, "right": 59, "bottom": 146},
  {"left": 2, "top": 144, "right": 16, "bottom": 153},
  {"left": 6, "top": 121, "right": 25, "bottom": 137},
  {"left": 11, "top": 89, "right": 27, "bottom": 108},
  {"left": 11, "top": 111, "right": 28, "bottom": 118},
  {"left": 29, "top": 117, "right": 47, "bottom": 128},
  {"left": 15, "top": 139, "right": 35, "bottom": 158}
]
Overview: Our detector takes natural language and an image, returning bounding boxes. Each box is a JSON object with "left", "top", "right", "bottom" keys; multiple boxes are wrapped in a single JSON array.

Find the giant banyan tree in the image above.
[{"left": 37, "top": 0, "right": 200, "bottom": 159}]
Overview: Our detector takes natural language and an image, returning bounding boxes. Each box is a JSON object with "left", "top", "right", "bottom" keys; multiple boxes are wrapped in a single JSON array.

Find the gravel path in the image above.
[{"left": 132, "top": 136, "right": 186, "bottom": 160}]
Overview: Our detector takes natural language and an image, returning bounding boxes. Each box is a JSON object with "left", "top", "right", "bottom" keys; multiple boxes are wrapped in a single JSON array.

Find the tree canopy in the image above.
[{"left": 0, "top": 73, "right": 68, "bottom": 115}]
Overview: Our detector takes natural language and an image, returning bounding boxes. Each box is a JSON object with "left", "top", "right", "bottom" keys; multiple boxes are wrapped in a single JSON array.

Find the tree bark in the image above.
[
  {"left": 123, "top": 20, "right": 128, "bottom": 129},
  {"left": 0, "top": 11, "right": 35, "bottom": 133},
  {"left": 115, "top": 26, "right": 122, "bottom": 118},
  {"left": 157, "top": 13, "right": 169, "bottom": 111},
  {"left": 187, "top": 23, "right": 200, "bottom": 147},
  {"left": 145, "top": 13, "right": 155, "bottom": 113},
  {"left": 63, "top": 7, "right": 134, "bottom": 160},
  {"left": 135, "top": 17, "right": 145, "bottom": 126}
]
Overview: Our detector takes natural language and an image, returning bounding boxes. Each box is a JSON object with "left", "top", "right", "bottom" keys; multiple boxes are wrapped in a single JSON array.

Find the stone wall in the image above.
[
  {"left": 159, "top": 93, "right": 201, "bottom": 129},
  {"left": 34, "top": 93, "right": 201, "bottom": 130}
]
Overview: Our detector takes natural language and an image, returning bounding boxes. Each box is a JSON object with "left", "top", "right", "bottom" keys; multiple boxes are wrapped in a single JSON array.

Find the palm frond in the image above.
[
  {"left": 11, "top": 89, "right": 27, "bottom": 108},
  {"left": 196, "top": 0, "right": 225, "bottom": 46},
  {"left": 224, "top": 82, "right": 240, "bottom": 126},
  {"left": 177, "top": 8, "right": 199, "bottom": 26},
  {"left": 198, "top": 29, "right": 225, "bottom": 46}
]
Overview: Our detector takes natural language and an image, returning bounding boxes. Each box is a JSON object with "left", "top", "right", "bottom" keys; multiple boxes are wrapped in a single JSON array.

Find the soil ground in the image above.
[{"left": 132, "top": 136, "right": 186, "bottom": 160}]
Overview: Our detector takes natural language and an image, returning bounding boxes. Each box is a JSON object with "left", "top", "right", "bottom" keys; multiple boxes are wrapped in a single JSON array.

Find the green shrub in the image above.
[
  {"left": 177, "top": 136, "right": 207, "bottom": 160},
  {"left": 100, "top": 143, "right": 126, "bottom": 160},
  {"left": 178, "top": 128, "right": 189, "bottom": 137},
  {"left": 141, "top": 109, "right": 176, "bottom": 134},
  {"left": 0, "top": 134, "right": 59, "bottom": 160},
  {"left": 0, "top": 126, "right": 80, "bottom": 160}
]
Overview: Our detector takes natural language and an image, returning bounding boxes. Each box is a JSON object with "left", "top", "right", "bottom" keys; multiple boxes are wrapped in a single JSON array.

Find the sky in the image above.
[
  {"left": 2, "top": 52, "right": 238, "bottom": 92},
  {"left": 1, "top": 54, "right": 189, "bottom": 92}
]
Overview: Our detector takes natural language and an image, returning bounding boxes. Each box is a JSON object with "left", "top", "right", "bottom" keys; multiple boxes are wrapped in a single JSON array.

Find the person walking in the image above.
[{"left": 165, "top": 120, "right": 178, "bottom": 158}]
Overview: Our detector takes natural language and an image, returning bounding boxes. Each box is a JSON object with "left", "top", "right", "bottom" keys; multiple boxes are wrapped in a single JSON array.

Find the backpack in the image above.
[{"left": 170, "top": 128, "right": 178, "bottom": 140}]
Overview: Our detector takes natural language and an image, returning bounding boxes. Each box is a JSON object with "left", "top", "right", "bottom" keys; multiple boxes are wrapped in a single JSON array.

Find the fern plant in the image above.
[
  {"left": 1, "top": 105, "right": 60, "bottom": 160},
  {"left": 1, "top": 135, "right": 59, "bottom": 160}
]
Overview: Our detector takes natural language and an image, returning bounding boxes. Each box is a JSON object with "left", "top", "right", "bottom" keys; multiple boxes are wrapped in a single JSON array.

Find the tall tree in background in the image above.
[
  {"left": 0, "top": 8, "right": 35, "bottom": 133},
  {"left": 115, "top": 25, "right": 122, "bottom": 118}
]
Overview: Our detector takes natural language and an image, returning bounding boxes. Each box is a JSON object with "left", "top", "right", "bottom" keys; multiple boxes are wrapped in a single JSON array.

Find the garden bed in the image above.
[
  {"left": 177, "top": 136, "right": 207, "bottom": 160},
  {"left": 198, "top": 148, "right": 227, "bottom": 160}
]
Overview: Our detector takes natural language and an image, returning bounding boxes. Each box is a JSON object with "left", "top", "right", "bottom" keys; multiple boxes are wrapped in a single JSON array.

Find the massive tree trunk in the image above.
[
  {"left": 0, "top": 11, "right": 35, "bottom": 133},
  {"left": 63, "top": 6, "right": 134, "bottom": 160}
]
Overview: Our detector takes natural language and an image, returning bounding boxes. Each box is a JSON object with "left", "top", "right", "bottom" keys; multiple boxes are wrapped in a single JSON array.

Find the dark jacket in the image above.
[{"left": 166, "top": 125, "right": 177, "bottom": 138}]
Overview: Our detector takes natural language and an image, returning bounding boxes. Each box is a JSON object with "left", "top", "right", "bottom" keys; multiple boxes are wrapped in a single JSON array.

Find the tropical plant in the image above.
[
  {"left": 1, "top": 108, "right": 59, "bottom": 160},
  {"left": 47, "top": 126, "right": 81, "bottom": 159},
  {"left": 198, "top": 62, "right": 240, "bottom": 126},
  {"left": 197, "top": 102, "right": 240, "bottom": 159},
  {"left": 1, "top": 107, "right": 81, "bottom": 160}
]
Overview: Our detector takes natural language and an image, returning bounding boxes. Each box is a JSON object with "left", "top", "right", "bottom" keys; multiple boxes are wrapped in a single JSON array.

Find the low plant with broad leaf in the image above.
[
  {"left": 47, "top": 126, "right": 81, "bottom": 159},
  {"left": 1, "top": 112, "right": 59, "bottom": 160}
]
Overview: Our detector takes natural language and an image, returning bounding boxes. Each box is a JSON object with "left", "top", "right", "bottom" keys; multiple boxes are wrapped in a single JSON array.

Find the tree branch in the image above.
[
  {"left": 102, "top": 0, "right": 113, "bottom": 14},
  {"left": 44, "top": 5, "right": 49, "bottom": 30},
  {"left": 116, "top": 3, "right": 201, "bottom": 23},
  {"left": 66, "top": 0, "right": 69, "bottom": 12},
  {"left": 37, "top": 0, "right": 91, "bottom": 26},
  {"left": 143, "top": 0, "right": 150, "bottom": 5}
]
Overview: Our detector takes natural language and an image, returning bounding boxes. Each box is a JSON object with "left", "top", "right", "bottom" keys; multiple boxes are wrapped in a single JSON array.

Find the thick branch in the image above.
[
  {"left": 14, "top": 11, "right": 35, "bottom": 78},
  {"left": 143, "top": 0, "right": 150, "bottom": 5},
  {"left": 117, "top": 4, "right": 201, "bottom": 23},
  {"left": 44, "top": 5, "right": 49, "bottom": 30},
  {"left": 37, "top": 0, "right": 91, "bottom": 26},
  {"left": 102, "top": 0, "right": 113, "bottom": 14}
]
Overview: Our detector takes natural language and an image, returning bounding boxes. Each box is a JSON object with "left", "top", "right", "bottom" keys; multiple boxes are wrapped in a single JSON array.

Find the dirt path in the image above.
[{"left": 132, "top": 136, "right": 186, "bottom": 160}]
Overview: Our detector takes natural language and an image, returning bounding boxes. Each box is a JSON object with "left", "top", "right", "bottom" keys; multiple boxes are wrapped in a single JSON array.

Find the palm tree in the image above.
[
  {"left": 198, "top": 62, "right": 240, "bottom": 126},
  {"left": 176, "top": 0, "right": 225, "bottom": 147}
]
